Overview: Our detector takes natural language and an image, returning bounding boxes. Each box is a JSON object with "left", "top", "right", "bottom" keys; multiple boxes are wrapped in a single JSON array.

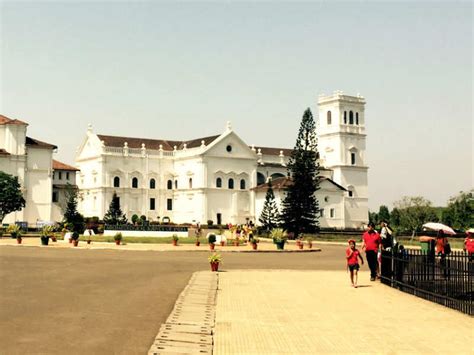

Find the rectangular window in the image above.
[
  {"left": 66, "top": 172, "right": 70, "bottom": 180},
  {"left": 52, "top": 192, "right": 58, "bottom": 202},
  {"left": 320, "top": 209, "right": 324, "bottom": 217},
  {"left": 150, "top": 198, "right": 156, "bottom": 210},
  {"left": 58, "top": 172, "right": 62, "bottom": 180},
  {"left": 167, "top": 198, "right": 172, "bottom": 211},
  {"left": 351, "top": 153, "right": 356, "bottom": 165},
  {"left": 348, "top": 190, "right": 353, "bottom": 197},
  {"left": 330, "top": 208, "right": 335, "bottom": 218}
]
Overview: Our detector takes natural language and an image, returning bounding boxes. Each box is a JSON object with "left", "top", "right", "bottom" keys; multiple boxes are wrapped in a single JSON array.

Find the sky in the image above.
[{"left": 1, "top": 1, "right": 472, "bottom": 210}]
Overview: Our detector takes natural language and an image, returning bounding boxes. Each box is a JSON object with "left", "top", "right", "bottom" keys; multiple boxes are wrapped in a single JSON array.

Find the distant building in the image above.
[
  {"left": 51, "top": 160, "right": 80, "bottom": 222},
  {"left": 0, "top": 115, "right": 81, "bottom": 226},
  {"left": 0, "top": 115, "right": 57, "bottom": 225},
  {"left": 76, "top": 92, "right": 368, "bottom": 229}
]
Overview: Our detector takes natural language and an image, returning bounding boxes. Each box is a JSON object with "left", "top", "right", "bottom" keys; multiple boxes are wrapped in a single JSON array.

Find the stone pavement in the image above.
[
  {"left": 214, "top": 270, "right": 473, "bottom": 354},
  {"left": 0, "top": 238, "right": 320, "bottom": 253}
]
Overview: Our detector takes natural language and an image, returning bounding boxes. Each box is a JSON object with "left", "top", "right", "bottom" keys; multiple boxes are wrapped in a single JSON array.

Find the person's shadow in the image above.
[{"left": 355, "top": 285, "right": 371, "bottom": 288}]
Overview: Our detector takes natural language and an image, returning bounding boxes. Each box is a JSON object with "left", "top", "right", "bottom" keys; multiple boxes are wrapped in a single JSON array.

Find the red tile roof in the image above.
[
  {"left": 25, "top": 136, "right": 57, "bottom": 150},
  {"left": 97, "top": 134, "right": 220, "bottom": 151},
  {"left": 53, "top": 159, "right": 79, "bottom": 171},
  {"left": 0, "top": 114, "right": 28, "bottom": 126}
]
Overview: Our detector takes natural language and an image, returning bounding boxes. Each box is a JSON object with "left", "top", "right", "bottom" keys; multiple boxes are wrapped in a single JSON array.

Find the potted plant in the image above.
[
  {"left": 41, "top": 225, "right": 56, "bottom": 245},
  {"left": 208, "top": 233, "right": 216, "bottom": 250},
  {"left": 305, "top": 235, "right": 314, "bottom": 249},
  {"left": 71, "top": 231, "right": 80, "bottom": 247},
  {"left": 172, "top": 234, "right": 179, "bottom": 246},
  {"left": 63, "top": 223, "right": 73, "bottom": 243},
  {"left": 250, "top": 236, "right": 259, "bottom": 250},
  {"left": 8, "top": 225, "right": 22, "bottom": 244},
  {"left": 208, "top": 253, "right": 222, "bottom": 272},
  {"left": 271, "top": 228, "right": 287, "bottom": 250},
  {"left": 114, "top": 232, "right": 122, "bottom": 245}
]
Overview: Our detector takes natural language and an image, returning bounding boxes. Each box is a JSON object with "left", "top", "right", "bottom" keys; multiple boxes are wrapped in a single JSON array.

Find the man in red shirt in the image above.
[{"left": 362, "top": 222, "right": 381, "bottom": 281}]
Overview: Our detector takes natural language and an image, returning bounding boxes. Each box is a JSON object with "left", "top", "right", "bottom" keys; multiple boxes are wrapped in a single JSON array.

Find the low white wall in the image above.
[{"left": 103, "top": 230, "right": 189, "bottom": 237}]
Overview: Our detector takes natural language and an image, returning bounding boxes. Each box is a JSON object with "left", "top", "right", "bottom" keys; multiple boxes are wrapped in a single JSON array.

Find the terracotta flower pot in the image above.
[
  {"left": 87, "top": 240, "right": 91, "bottom": 245},
  {"left": 172, "top": 240, "right": 178, "bottom": 246},
  {"left": 296, "top": 240, "right": 301, "bottom": 247},
  {"left": 298, "top": 243, "right": 304, "bottom": 250},
  {"left": 252, "top": 243, "right": 257, "bottom": 250},
  {"left": 209, "top": 243, "right": 215, "bottom": 250},
  {"left": 68, "top": 238, "right": 73, "bottom": 243},
  {"left": 308, "top": 242, "right": 313, "bottom": 249},
  {"left": 234, "top": 241, "right": 239, "bottom": 247},
  {"left": 17, "top": 238, "right": 22, "bottom": 244},
  {"left": 51, "top": 236, "right": 57, "bottom": 242},
  {"left": 73, "top": 240, "right": 79, "bottom": 247},
  {"left": 195, "top": 241, "right": 200, "bottom": 246},
  {"left": 115, "top": 240, "right": 121, "bottom": 245},
  {"left": 210, "top": 262, "right": 219, "bottom": 272},
  {"left": 220, "top": 241, "right": 225, "bottom": 247}
]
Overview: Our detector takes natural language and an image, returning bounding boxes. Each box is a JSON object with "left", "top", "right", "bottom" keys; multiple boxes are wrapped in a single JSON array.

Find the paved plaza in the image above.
[
  {"left": 215, "top": 270, "right": 473, "bottom": 354},
  {"left": 1, "top": 242, "right": 472, "bottom": 354}
]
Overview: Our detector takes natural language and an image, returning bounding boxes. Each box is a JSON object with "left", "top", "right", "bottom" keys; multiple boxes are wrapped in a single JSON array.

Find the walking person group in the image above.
[{"left": 346, "top": 221, "right": 394, "bottom": 286}]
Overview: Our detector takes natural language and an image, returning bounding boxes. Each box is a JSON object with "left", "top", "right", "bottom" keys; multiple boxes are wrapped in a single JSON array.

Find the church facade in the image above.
[{"left": 75, "top": 92, "right": 368, "bottom": 229}]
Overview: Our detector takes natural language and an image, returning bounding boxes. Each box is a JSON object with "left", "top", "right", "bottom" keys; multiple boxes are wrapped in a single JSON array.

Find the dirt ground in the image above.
[{"left": 0, "top": 244, "right": 345, "bottom": 354}]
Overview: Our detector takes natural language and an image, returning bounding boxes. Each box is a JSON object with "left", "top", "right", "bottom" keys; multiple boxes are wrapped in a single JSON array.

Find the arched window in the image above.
[
  {"left": 167, "top": 180, "right": 172, "bottom": 190},
  {"left": 189, "top": 178, "right": 193, "bottom": 189},
  {"left": 240, "top": 179, "right": 246, "bottom": 190},
  {"left": 349, "top": 111, "right": 354, "bottom": 125},
  {"left": 351, "top": 152, "right": 356, "bottom": 165},
  {"left": 257, "top": 172, "right": 266, "bottom": 185},
  {"left": 356, "top": 112, "right": 359, "bottom": 125},
  {"left": 132, "top": 177, "right": 138, "bottom": 188},
  {"left": 175, "top": 180, "right": 178, "bottom": 189},
  {"left": 149, "top": 178, "right": 156, "bottom": 189},
  {"left": 228, "top": 178, "right": 234, "bottom": 189},
  {"left": 113, "top": 176, "right": 120, "bottom": 188},
  {"left": 344, "top": 111, "right": 347, "bottom": 124},
  {"left": 327, "top": 111, "right": 332, "bottom": 125},
  {"left": 216, "top": 177, "right": 222, "bottom": 188}
]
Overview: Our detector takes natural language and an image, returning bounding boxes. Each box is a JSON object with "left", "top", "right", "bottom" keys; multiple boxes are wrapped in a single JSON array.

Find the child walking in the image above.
[{"left": 346, "top": 239, "right": 364, "bottom": 288}]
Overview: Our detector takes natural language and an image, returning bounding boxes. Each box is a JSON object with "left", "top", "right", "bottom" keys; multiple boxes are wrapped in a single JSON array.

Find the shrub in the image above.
[
  {"left": 208, "top": 233, "right": 216, "bottom": 244},
  {"left": 71, "top": 231, "right": 80, "bottom": 241},
  {"left": 114, "top": 232, "right": 123, "bottom": 241},
  {"left": 131, "top": 214, "right": 139, "bottom": 224},
  {"left": 271, "top": 228, "right": 287, "bottom": 243},
  {"left": 172, "top": 234, "right": 179, "bottom": 241},
  {"left": 207, "top": 220, "right": 213, "bottom": 226},
  {"left": 7, "top": 224, "right": 21, "bottom": 239}
]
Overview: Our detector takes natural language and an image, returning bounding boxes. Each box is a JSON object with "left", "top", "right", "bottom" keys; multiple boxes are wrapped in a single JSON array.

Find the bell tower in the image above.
[{"left": 317, "top": 91, "right": 368, "bottom": 228}]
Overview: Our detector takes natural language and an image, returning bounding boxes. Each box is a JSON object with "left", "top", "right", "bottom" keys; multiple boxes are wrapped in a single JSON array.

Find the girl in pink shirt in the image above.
[{"left": 346, "top": 239, "right": 364, "bottom": 288}]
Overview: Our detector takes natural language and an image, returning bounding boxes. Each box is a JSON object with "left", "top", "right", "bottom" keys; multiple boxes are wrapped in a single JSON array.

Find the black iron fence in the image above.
[{"left": 380, "top": 248, "right": 473, "bottom": 316}]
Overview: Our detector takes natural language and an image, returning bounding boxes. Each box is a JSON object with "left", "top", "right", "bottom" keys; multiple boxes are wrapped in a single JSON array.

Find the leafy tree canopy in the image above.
[{"left": 0, "top": 171, "right": 26, "bottom": 223}]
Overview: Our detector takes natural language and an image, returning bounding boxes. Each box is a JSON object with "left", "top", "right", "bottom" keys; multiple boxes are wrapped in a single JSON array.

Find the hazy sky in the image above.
[{"left": 1, "top": 1, "right": 472, "bottom": 210}]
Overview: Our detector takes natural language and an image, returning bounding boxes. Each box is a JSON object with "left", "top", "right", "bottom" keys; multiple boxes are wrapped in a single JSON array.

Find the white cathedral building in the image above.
[{"left": 76, "top": 92, "right": 369, "bottom": 229}]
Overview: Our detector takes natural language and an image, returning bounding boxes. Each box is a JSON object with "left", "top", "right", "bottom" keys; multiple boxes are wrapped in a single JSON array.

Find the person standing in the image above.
[
  {"left": 362, "top": 222, "right": 381, "bottom": 281},
  {"left": 464, "top": 230, "right": 474, "bottom": 262}
]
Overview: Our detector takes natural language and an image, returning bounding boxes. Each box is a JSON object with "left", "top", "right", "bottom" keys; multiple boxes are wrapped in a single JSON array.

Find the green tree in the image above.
[
  {"left": 442, "top": 190, "right": 474, "bottom": 230},
  {"left": 281, "top": 108, "right": 320, "bottom": 238},
  {"left": 0, "top": 171, "right": 25, "bottom": 223},
  {"left": 63, "top": 185, "right": 85, "bottom": 233},
  {"left": 368, "top": 211, "right": 379, "bottom": 225},
  {"left": 104, "top": 192, "right": 127, "bottom": 225},
  {"left": 390, "top": 208, "right": 401, "bottom": 228},
  {"left": 378, "top": 205, "right": 390, "bottom": 223},
  {"left": 258, "top": 179, "right": 281, "bottom": 232},
  {"left": 393, "top": 196, "right": 438, "bottom": 235}
]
